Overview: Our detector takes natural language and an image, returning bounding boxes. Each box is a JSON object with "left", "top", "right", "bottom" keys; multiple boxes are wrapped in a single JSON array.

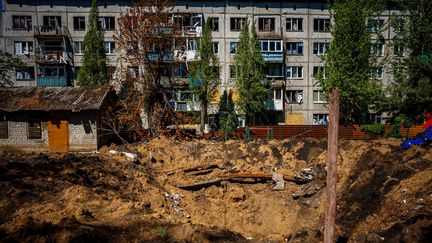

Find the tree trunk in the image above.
[
  {"left": 324, "top": 88, "right": 340, "bottom": 243},
  {"left": 200, "top": 101, "right": 207, "bottom": 134}
]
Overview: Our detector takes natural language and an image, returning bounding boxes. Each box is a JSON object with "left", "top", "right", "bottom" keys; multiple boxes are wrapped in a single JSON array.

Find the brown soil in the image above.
[{"left": 0, "top": 137, "right": 431, "bottom": 242}]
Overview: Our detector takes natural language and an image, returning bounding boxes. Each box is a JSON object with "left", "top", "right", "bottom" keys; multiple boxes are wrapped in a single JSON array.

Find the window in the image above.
[
  {"left": 99, "top": 16, "right": 115, "bottom": 30},
  {"left": 230, "top": 17, "right": 246, "bottom": 31},
  {"left": 286, "top": 42, "right": 303, "bottom": 55},
  {"left": 313, "top": 18, "right": 331, "bottom": 32},
  {"left": 393, "top": 18, "right": 405, "bottom": 32},
  {"left": 43, "top": 16, "right": 61, "bottom": 28},
  {"left": 367, "top": 19, "right": 384, "bottom": 31},
  {"left": 371, "top": 42, "right": 384, "bottom": 57},
  {"left": 258, "top": 18, "right": 275, "bottom": 32},
  {"left": 12, "top": 16, "right": 32, "bottom": 30},
  {"left": 371, "top": 67, "right": 383, "bottom": 79},
  {"left": 313, "top": 90, "right": 327, "bottom": 103},
  {"left": 313, "top": 42, "right": 329, "bottom": 55},
  {"left": 127, "top": 66, "right": 139, "bottom": 78},
  {"left": 212, "top": 42, "right": 219, "bottom": 54},
  {"left": 264, "top": 64, "right": 283, "bottom": 77},
  {"left": 286, "top": 90, "right": 303, "bottom": 104},
  {"left": 313, "top": 66, "right": 327, "bottom": 79},
  {"left": 126, "top": 42, "right": 138, "bottom": 54},
  {"left": 286, "top": 66, "right": 303, "bottom": 79},
  {"left": 209, "top": 17, "right": 219, "bottom": 31},
  {"left": 230, "top": 42, "right": 237, "bottom": 54},
  {"left": 313, "top": 114, "right": 329, "bottom": 125},
  {"left": 73, "top": 41, "right": 85, "bottom": 54},
  {"left": 38, "top": 66, "right": 65, "bottom": 77},
  {"left": 269, "top": 89, "right": 282, "bottom": 100},
  {"left": 286, "top": 18, "right": 303, "bottom": 31},
  {"left": 104, "top": 42, "right": 116, "bottom": 54},
  {"left": 0, "top": 119, "right": 8, "bottom": 139},
  {"left": 229, "top": 65, "right": 237, "bottom": 78},
  {"left": 260, "top": 40, "right": 282, "bottom": 52},
  {"left": 73, "top": 16, "right": 85, "bottom": 31},
  {"left": 27, "top": 121, "right": 42, "bottom": 139},
  {"left": 16, "top": 67, "right": 35, "bottom": 80},
  {"left": 14, "top": 41, "right": 33, "bottom": 55},
  {"left": 394, "top": 44, "right": 404, "bottom": 57}
]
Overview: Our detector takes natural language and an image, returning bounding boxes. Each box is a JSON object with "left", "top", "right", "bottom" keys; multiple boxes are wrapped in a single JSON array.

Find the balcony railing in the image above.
[
  {"left": 35, "top": 51, "right": 71, "bottom": 64},
  {"left": 262, "top": 53, "right": 284, "bottom": 62},
  {"left": 36, "top": 77, "right": 68, "bottom": 87},
  {"left": 34, "top": 26, "right": 69, "bottom": 36},
  {"left": 264, "top": 99, "right": 284, "bottom": 111}
]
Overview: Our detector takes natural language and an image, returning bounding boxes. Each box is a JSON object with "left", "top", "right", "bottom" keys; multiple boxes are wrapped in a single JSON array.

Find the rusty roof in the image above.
[{"left": 0, "top": 86, "right": 111, "bottom": 112}]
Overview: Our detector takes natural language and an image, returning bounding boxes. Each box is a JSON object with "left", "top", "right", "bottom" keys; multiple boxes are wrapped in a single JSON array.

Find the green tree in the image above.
[
  {"left": 219, "top": 90, "right": 237, "bottom": 140},
  {"left": 190, "top": 18, "right": 220, "bottom": 134},
  {"left": 233, "top": 20, "right": 267, "bottom": 126},
  {"left": 0, "top": 51, "right": 25, "bottom": 86},
  {"left": 382, "top": 0, "right": 432, "bottom": 123},
  {"left": 77, "top": 0, "right": 107, "bottom": 86},
  {"left": 318, "top": 1, "right": 383, "bottom": 241}
]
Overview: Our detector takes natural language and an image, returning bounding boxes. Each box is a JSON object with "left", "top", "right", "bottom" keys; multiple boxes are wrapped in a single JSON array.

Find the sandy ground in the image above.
[{"left": 0, "top": 137, "right": 431, "bottom": 242}]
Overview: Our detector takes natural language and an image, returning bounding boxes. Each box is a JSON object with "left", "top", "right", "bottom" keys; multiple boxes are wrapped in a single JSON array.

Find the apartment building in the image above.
[{"left": 0, "top": 0, "right": 399, "bottom": 125}]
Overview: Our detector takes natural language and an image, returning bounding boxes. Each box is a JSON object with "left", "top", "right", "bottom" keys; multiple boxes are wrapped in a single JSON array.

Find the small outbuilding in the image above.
[{"left": 0, "top": 86, "right": 114, "bottom": 152}]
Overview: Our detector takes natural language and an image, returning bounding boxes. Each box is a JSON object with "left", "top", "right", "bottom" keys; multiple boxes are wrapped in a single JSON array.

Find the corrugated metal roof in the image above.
[{"left": 0, "top": 86, "right": 111, "bottom": 112}]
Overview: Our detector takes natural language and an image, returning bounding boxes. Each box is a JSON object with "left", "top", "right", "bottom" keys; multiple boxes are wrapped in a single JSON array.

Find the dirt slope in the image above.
[{"left": 0, "top": 137, "right": 430, "bottom": 242}]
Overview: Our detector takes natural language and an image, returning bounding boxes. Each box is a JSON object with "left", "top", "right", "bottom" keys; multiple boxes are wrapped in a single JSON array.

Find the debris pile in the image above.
[{"left": 0, "top": 137, "right": 430, "bottom": 242}]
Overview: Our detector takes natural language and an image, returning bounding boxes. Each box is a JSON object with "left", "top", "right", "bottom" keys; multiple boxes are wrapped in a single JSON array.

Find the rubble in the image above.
[{"left": 0, "top": 137, "right": 431, "bottom": 242}]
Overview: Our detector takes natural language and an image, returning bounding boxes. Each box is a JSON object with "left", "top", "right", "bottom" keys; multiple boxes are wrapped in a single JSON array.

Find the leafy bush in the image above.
[{"left": 360, "top": 124, "right": 386, "bottom": 135}]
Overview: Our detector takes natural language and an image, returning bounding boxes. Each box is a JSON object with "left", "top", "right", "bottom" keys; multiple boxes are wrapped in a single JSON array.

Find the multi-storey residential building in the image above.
[{"left": 0, "top": 0, "right": 398, "bottom": 125}]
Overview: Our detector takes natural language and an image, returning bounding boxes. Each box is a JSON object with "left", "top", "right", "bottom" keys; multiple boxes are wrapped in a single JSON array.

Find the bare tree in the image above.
[{"left": 114, "top": 0, "right": 180, "bottom": 137}]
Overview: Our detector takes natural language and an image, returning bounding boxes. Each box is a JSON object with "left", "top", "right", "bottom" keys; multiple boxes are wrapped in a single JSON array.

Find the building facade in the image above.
[{"left": 0, "top": 0, "right": 399, "bottom": 125}]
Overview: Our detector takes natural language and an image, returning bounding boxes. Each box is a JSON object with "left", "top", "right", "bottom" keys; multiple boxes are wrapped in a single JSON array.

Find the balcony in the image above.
[
  {"left": 146, "top": 52, "right": 173, "bottom": 61},
  {"left": 36, "top": 77, "right": 68, "bottom": 87},
  {"left": 262, "top": 53, "right": 284, "bottom": 62},
  {"left": 34, "top": 26, "right": 70, "bottom": 37},
  {"left": 173, "top": 50, "right": 196, "bottom": 61},
  {"left": 36, "top": 51, "right": 72, "bottom": 65},
  {"left": 169, "top": 101, "right": 200, "bottom": 112},
  {"left": 265, "top": 99, "right": 283, "bottom": 111},
  {"left": 264, "top": 77, "right": 285, "bottom": 87}
]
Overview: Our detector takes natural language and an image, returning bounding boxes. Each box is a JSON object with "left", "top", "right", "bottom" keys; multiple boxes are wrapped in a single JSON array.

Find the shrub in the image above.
[{"left": 360, "top": 124, "right": 386, "bottom": 135}]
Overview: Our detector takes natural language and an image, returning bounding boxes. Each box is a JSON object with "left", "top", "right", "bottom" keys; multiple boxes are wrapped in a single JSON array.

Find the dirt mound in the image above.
[{"left": 0, "top": 137, "right": 431, "bottom": 242}]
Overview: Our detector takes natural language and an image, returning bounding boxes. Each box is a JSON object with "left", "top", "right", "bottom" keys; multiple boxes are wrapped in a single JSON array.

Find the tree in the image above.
[
  {"left": 219, "top": 90, "right": 237, "bottom": 140},
  {"left": 233, "top": 20, "right": 267, "bottom": 126},
  {"left": 114, "top": 0, "right": 179, "bottom": 137},
  {"left": 319, "top": 1, "right": 383, "bottom": 241},
  {"left": 77, "top": 0, "right": 107, "bottom": 86},
  {"left": 381, "top": 0, "right": 432, "bottom": 123},
  {"left": 0, "top": 51, "right": 24, "bottom": 86},
  {"left": 190, "top": 18, "right": 220, "bottom": 134}
]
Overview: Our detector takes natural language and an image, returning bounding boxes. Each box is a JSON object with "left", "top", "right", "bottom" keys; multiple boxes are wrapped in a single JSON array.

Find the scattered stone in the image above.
[
  {"left": 272, "top": 172, "right": 285, "bottom": 191},
  {"left": 123, "top": 152, "right": 138, "bottom": 162}
]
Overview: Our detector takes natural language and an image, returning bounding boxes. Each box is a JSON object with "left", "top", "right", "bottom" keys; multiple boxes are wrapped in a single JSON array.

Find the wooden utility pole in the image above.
[{"left": 324, "top": 88, "right": 340, "bottom": 243}]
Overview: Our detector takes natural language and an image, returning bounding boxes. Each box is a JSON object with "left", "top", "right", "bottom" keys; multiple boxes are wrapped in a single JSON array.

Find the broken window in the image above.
[
  {"left": 286, "top": 18, "right": 302, "bottom": 31},
  {"left": 12, "top": 16, "right": 32, "bottom": 30},
  {"left": 43, "top": 16, "right": 62, "bottom": 29},
  {"left": 230, "top": 17, "right": 246, "bottom": 31},
  {"left": 99, "top": 16, "right": 115, "bottom": 30},
  {"left": 14, "top": 41, "right": 33, "bottom": 55},
  {"left": 286, "top": 42, "right": 303, "bottom": 55},
  {"left": 313, "top": 18, "right": 331, "bottom": 32},
  {"left": 0, "top": 119, "right": 8, "bottom": 139},
  {"left": 28, "top": 121, "right": 42, "bottom": 139},
  {"left": 258, "top": 18, "right": 275, "bottom": 32},
  {"left": 73, "top": 16, "right": 85, "bottom": 30},
  {"left": 209, "top": 17, "right": 219, "bottom": 31},
  {"left": 286, "top": 90, "right": 303, "bottom": 104},
  {"left": 16, "top": 67, "right": 35, "bottom": 80}
]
